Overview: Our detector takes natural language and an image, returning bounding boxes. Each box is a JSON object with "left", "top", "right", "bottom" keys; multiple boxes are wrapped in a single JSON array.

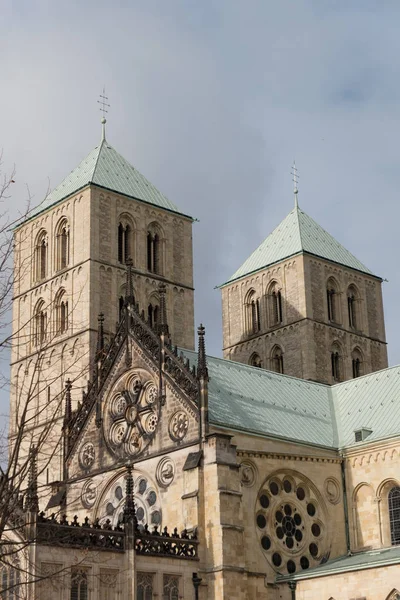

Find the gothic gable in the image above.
[{"left": 65, "top": 307, "right": 200, "bottom": 480}]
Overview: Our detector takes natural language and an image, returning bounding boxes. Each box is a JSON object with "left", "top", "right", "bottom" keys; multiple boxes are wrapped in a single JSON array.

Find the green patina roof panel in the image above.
[
  {"left": 182, "top": 350, "right": 336, "bottom": 448},
  {"left": 333, "top": 365, "right": 400, "bottom": 448},
  {"left": 276, "top": 546, "right": 400, "bottom": 582},
  {"left": 223, "top": 205, "right": 374, "bottom": 285},
  {"left": 181, "top": 350, "right": 400, "bottom": 450},
  {"left": 29, "top": 139, "right": 184, "bottom": 220}
]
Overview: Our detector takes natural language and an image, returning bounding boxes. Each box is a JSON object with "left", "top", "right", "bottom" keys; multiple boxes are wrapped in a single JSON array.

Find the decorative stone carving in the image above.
[
  {"left": 103, "top": 369, "right": 161, "bottom": 458},
  {"left": 324, "top": 477, "right": 340, "bottom": 505},
  {"left": 256, "top": 470, "right": 330, "bottom": 577},
  {"left": 79, "top": 442, "right": 95, "bottom": 469},
  {"left": 97, "top": 470, "right": 162, "bottom": 529},
  {"left": 169, "top": 411, "right": 189, "bottom": 442},
  {"left": 40, "top": 563, "right": 64, "bottom": 591},
  {"left": 240, "top": 460, "right": 257, "bottom": 487},
  {"left": 99, "top": 570, "right": 118, "bottom": 587},
  {"left": 81, "top": 479, "right": 97, "bottom": 509},
  {"left": 156, "top": 457, "right": 175, "bottom": 487}
]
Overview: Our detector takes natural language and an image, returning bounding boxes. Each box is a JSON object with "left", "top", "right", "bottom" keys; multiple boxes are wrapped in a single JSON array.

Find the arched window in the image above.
[
  {"left": 351, "top": 347, "right": 363, "bottom": 378},
  {"left": 55, "top": 218, "right": 70, "bottom": 271},
  {"left": 326, "top": 278, "right": 339, "bottom": 323},
  {"left": 271, "top": 346, "right": 284, "bottom": 374},
  {"left": 267, "top": 282, "right": 282, "bottom": 327},
  {"left": 163, "top": 575, "right": 179, "bottom": 600},
  {"left": 34, "top": 299, "right": 47, "bottom": 346},
  {"left": 244, "top": 290, "right": 260, "bottom": 335},
  {"left": 55, "top": 289, "right": 68, "bottom": 335},
  {"left": 148, "top": 303, "right": 159, "bottom": 329},
  {"left": 389, "top": 487, "right": 400, "bottom": 545},
  {"left": 34, "top": 230, "right": 48, "bottom": 282},
  {"left": 118, "top": 216, "right": 134, "bottom": 264},
  {"left": 347, "top": 285, "right": 359, "bottom": 330},
  {"left": 249, "top": 353, "right": 262, "bottom": 368},
  {"left": 71, "top": 569, "right": 88, "bottom": 600},
  {"left": 147, "top": 223, "right": 163, "bottom": 275},
  {"left": 331, "top": 344, "right": 342, "bottom": 381},
  {"left": 137, "top": 573, "right": 154, "bottom": 600},
  {"left": 0, "top": 564, "right": 21, "bottom": 597}
]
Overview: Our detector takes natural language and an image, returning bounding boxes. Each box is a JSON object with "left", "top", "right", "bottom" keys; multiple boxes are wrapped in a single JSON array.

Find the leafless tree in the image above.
[{"left": 0, "top": 155, "right": 91, "bottom": 596}]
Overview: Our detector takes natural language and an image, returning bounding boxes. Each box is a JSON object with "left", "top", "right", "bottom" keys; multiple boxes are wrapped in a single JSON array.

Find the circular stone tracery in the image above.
[
  {"left": 103, "top": 370, "right": 160, "bottom": 458},
  {"left": 256, "top": 472, "right": 329, "bottom": 576},
  {"left": 98, "top": 471, "right": 162, "bottom": 529}
]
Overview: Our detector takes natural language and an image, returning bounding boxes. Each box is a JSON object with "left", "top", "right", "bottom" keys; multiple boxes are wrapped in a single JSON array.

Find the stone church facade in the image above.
[{"left": 3, "top": 122, "right": 400, "bottom": 600}]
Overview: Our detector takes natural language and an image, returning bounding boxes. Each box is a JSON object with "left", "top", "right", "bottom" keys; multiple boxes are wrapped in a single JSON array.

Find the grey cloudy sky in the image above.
[{"left": 2, "top": 0, "right": 400, "bottom": 364}]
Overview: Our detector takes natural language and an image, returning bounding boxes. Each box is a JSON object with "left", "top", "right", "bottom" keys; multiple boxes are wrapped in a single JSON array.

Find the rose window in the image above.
[
  {"left": 256, "top": 472, "right": 329, "bottom": 576},
  {"left": 98, "top": 471, "right": 161, "bottom": 529},
  {"left": 103, "top": 369, "right": 160, "bottom": 458}
]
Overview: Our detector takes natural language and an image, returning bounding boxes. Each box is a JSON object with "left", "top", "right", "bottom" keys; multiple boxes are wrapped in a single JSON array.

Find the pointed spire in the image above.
[
  {"left": 157, "top": 283, "right": 169, "bottom": 336},
  {"left": 26, "top": 446, "right": 39, "bottom": 512},
  {"left": 123, "top": 465, "right": 138, "bottom": 527},
  {"left": 125, "top": 258, "right": 134, "bottom": 304},
  {"left": 96, "top": 313, "right": 105, "bottom": 358},
  {"left": 291, "top": 161, "right": 299, "bottom": 209},
  {"left": 64, "top": 378, "right": 72, "bottom": 425},
  {"left": 197, "top": 324, "right": 209, "bottom": 381}
]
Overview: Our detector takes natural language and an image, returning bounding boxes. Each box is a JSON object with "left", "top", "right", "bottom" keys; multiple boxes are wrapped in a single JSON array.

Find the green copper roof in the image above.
[
  {"left": 222, "top": 205, "right": 375, "bottom": 285},
  {"left": 181, "top": 350, "right": 400, "bottom": 450},
  {"left": 29, "top": 137, "right": 186, "bottom": 220},
  {"left": 277, "top": 546, "right": 400, "bottom": 582},
  {"left": 182, "top": 350, "right": 336, "bottom": 448},
  {"left": 333, "top": 365, "right": 400, "bottom": 448}
]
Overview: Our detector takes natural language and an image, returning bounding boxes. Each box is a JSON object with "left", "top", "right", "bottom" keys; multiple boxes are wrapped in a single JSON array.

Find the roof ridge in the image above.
[
  {"left": 91, "top": 139, "right": 106, "bottom": 182},
  {"left": 181, "top": 347, "right": 331, "bottom": 389},
  {"left": 332, "top": 362, "right": 400, "bottom": 388},
  {"left": 295, "top": 205, "right": 304, "bottom": 249}
]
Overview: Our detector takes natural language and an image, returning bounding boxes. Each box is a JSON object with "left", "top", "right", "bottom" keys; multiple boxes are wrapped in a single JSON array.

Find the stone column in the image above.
[{"left": 200, "top": 433, "right": 247, "bottom": 600}]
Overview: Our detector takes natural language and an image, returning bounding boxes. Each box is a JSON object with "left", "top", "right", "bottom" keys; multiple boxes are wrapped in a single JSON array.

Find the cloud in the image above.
[{"left": 1, "top": 0, "right": 400, "bottom": 368}]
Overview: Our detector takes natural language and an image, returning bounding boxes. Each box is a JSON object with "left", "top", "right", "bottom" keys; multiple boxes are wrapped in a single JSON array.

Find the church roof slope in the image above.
[
  {"left": 182, "top": 350, "right": 336, "bottom": 448},
  {"left": 29, "top": 138, "right": 188, "bottom": 221},
  {"left": 221, "top": 205, "right": 375, "bottom": 285},
  {"left": 183, "top": 349, "right": 400, "bottom": 450},
  {"left": 276, "top": 546, "right": 400, "bottom": 582},
  {"left": 332, "top": 365, "right": 400, "bottom": 448}
]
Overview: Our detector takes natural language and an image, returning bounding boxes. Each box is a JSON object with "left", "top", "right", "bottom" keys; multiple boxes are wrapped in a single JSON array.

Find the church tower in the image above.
[
  {"left": 220, "top": 186, "right": 387, "bottom": 384},
  {"left": 10, "top": 118, "right": 194, "bottom": 483}
]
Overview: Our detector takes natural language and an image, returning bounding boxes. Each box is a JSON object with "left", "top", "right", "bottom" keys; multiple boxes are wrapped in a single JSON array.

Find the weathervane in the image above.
[
  {"left": 291, "top": 161, "right": 299, "bottom": 208},
  {"left": 97, "top": 87, "right": 110, "bottom": 141}
]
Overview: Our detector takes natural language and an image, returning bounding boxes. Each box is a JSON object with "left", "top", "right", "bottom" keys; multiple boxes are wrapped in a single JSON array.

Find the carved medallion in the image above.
[
  {"left": 169, "top": 411, "right": 189, "bottom": 442},
  {"left": 156, "top": 457, "right": 175, "bottom": 487},
  {"left": 81, "top": 479, "right": 97, "bottom": 509},
  {"left": 324, "top": 477, "right": 340, "bottom": 505},
  {"left": 79, "top": 442, "right": 95, "bottom": 469},
  {"left": 240, "top": 460, "right": 257, "bottom": 487},
  {"left": 103, "top": 369, "right": 161, "bottom": 458}
]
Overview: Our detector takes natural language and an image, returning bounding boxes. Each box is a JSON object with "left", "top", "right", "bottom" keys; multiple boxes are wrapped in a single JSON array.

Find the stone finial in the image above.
[
  {"left": 157, "top": 282, "right": 169, "bottom": 336},
  {"left": 125, "top": 258, "right": 134, "bottom": 303},
  {"left": 64, "top": 378, "right": 72, "bottom": 425},
  {"left": 96, "top": 313, "right": 105, "bottom": 358},
  {"left": 123, "top": 465, "right": 138, "bottom": 527},
  {"left": 197, "top": 324, "right": 209, "bottom": 381},
  {"left": 26, "top": 446, "right": 39, "bottom": 512}
]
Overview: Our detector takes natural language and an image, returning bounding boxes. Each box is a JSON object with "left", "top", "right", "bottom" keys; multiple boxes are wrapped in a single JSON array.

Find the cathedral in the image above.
[{"left": 3, "top": 117, "right": 400, "bottom": 600}]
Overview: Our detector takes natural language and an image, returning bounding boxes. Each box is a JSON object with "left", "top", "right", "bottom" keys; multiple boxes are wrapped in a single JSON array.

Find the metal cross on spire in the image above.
[
  {"left": 291, "top": 161, "right": 299, "bottom": 208},
  {"left": 97, "top": 87, "right": 110, "bottom": 141}
]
